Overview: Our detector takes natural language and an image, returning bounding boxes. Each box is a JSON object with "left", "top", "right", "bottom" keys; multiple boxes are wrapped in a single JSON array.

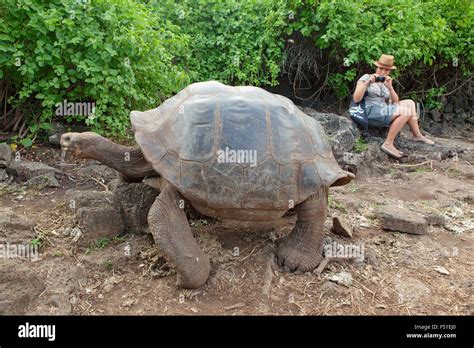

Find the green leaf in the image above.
[{"left": 20, "top": 138, "right": 33, "bottom": 148}]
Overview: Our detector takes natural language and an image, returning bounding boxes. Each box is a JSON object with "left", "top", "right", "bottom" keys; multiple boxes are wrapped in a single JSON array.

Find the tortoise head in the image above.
[{"left": 60, "top": 131, "right": 101, "bottom": 158}]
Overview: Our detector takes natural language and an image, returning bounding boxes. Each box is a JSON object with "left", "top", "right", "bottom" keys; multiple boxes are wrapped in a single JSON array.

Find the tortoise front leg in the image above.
[
  {"left": 147, "top": 179, "right": 210, "bottom": 288},
  {"left": 276, "top": 186, "right": 328, "bottom": 273}
]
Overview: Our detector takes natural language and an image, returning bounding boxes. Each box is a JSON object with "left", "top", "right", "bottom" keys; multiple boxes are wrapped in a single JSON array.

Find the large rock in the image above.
[
  {"left": 64, "top": 190, "right": 124, "bottom": 246},
  {"left": 65, "top": 182, "right": 160, "bottom": 241},
  {"left": 75, "top": 206, "right": 124, "bottom": 242},
  {"left": 377, "top": 205, "right": 428, "bottom": 235},
  {"left": 0, "top": 143, "right": 11, "bottom": 168},
  {"left": 65, "top": 189, "right": 118, "bottom": 211},
  {"left": 300, "top": 108, "right": 360, "bottom": 159},
  {"left": 110, "top": 180, "right": 159, "bottom": 234},
  {"left": 9, "top": 161, "right": 57, "bottom": 181},
  {"left": 342, "top": 143, "right": 389, "bottom": 177},
  {"left": 396, "top": 135, "right": 464, "bottom": 161}
]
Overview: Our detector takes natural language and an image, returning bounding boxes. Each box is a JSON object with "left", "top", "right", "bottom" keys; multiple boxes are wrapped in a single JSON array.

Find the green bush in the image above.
[
  {"left": 0, "top": 0, "right": 190, "bottom": 140},
  {"left": 147, "top": 0, "right": 289, "bottom": 86}
]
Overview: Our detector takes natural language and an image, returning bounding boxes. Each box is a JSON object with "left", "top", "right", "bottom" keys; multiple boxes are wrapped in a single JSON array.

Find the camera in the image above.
[{"left": 375, "top": 76, "right": 386, "bottom": 82}]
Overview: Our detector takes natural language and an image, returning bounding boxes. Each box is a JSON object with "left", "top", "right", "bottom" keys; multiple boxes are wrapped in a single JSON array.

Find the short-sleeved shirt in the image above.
[{"left": 358, "top": 74, "right": 391, "bottom": 108}]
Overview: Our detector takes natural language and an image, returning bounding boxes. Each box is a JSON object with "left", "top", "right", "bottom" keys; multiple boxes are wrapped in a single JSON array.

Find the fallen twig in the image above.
[
  {"left": 314, "top": 257, "right": 331, "bottom": 275},
  {"left": 223, "top": 303, "right": 245, "bottom": 311},
  {"left": 56, "top": 171, "right": 77, "bottom": 182},
  {"left": 237, "top": 245, "right": 258, "bottom": 262},
  {"left": 392, "top": 160, "right": 432, "bottom": 169},
  {"left": 89, "top": 176, "right": 109, "bottom": 191}
]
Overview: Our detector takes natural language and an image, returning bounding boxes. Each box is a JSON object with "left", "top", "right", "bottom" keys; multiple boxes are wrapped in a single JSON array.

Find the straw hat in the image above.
[{"left": 373, "top": 54, "right": 397, "bottom": 70}]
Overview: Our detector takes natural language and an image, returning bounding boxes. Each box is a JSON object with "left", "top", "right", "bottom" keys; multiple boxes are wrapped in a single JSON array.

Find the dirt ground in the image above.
[{"left": 0, "top": 134, "right": 473, "bottom": 315}]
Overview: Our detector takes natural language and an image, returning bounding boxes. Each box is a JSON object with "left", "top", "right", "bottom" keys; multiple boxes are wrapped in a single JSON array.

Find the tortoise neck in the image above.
[{"left": 84, "top": 134, "right": 155, "bottom": 180}]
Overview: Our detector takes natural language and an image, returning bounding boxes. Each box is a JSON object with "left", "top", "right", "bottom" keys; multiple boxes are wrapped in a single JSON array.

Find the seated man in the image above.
[{"left": 353, "top": 54, "right": 434, "bottom": 159}]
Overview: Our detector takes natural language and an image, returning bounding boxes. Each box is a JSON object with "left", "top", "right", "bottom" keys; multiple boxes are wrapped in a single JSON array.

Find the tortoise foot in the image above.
[
  {"left": 276, "top": 188, "right": 327, "bottom": 274},
  {"left": 276, "top": 220, "right": 324, "bottom": 274}
]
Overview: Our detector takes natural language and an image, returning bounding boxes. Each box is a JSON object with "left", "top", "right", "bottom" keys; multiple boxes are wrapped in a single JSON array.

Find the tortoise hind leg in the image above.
[
  {"left": 276, "top": 186, "right": 328, "bottom": 273},
  {"left": 147, "top": 179, "right": 210, "bottom": 288}
]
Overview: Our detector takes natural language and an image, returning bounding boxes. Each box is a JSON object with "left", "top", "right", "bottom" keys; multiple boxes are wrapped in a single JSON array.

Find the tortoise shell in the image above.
[{"left": 131, "top": 81, "right": 352, "bottom": 212}]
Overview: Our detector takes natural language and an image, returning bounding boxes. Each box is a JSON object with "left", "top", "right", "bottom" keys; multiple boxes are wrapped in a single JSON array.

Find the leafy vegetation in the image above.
[
  {"left": 30, "top": 236, "right": 43, "bottom": 247},
  {"left": 146, "top": 0, "right": 288, "bottom": 86},
  {"left": 0, "top": 0, "right": 472, "bottom": 143},
  {"left": 353, "top": 136, "right": 369, "bottom": 153},
  {"left": 85, "top": 236, "right": 124, "bottom": 254},
  {"left": 0, "top": 0, "right": 190, "bottom": 141}
]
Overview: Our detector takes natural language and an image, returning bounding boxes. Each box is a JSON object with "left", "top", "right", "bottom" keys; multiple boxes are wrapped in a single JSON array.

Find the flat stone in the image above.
[
  {"left": 377, "top": 205, "right": 428, "bottom": 235},
  {"left": 26, "top": 174, "right": 60, "bottom": 188},
  {"left": 331, "top": 216, "right": 353, "bottom": 238},
  {"left": 0, "top": 143, "right": 11, "bottom": 168},
  {"left": 9, "top": 161, "right": 56, "bottom": 181},
  {"left": 434, "top": 266, "right": 449, "bottom": 275}
]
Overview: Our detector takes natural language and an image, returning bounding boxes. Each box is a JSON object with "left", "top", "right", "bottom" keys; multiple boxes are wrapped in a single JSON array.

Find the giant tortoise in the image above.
[{"left": 60, "top": 81, "right": 354, "bottom": 288}]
